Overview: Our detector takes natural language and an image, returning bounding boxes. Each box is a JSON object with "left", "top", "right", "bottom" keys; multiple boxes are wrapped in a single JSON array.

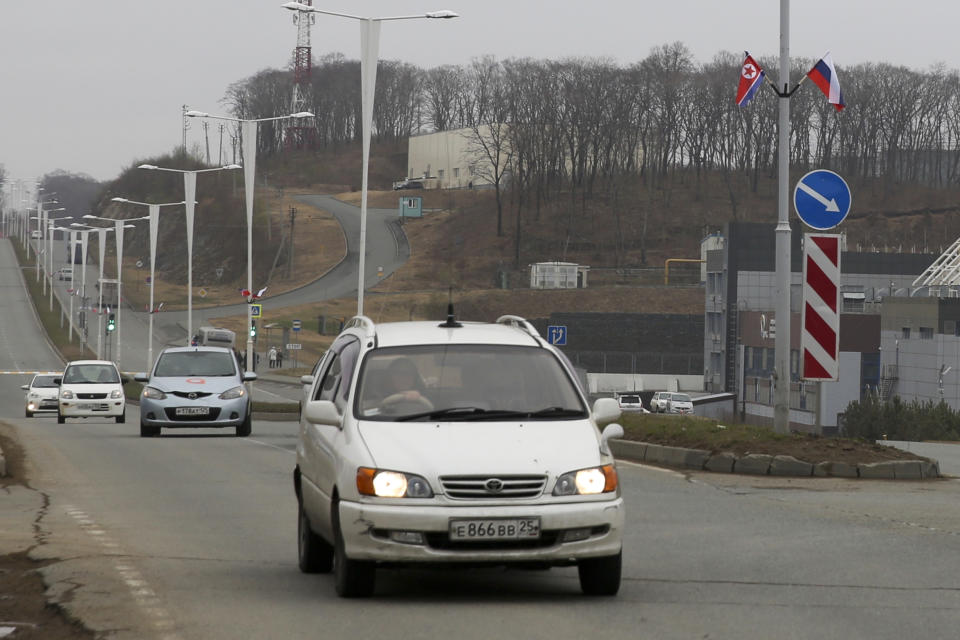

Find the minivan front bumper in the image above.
[{"left": 338, "top": 497, "right": 624, "bottom": 564}]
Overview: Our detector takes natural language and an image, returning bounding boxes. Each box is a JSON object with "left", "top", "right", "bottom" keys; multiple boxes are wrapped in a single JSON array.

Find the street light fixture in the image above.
[
  {"left": 111, "top": 197, "right": 186, "bottom": 370},
  {"left": 78, "top": 217, "right": 142, "bottom": 369},
  {"left": 280, "top": 2, "right": 457, "bottom": 315},
  {"left": 183, "top": 111, "right": 313, "bottom": 373},
  {"left": 137, "top": 164, "right": 242, "bottom": 344}
]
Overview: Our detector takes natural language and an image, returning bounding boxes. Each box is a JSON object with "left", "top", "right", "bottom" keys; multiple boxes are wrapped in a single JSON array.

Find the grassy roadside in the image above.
[{"left": 618, "top": 412, "right": 930, "bottom": 466}]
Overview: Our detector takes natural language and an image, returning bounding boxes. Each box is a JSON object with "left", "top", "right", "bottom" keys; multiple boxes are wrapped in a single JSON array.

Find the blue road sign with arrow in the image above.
[{"left": 793, "top": 169, "right": 852, "bottom": 230}]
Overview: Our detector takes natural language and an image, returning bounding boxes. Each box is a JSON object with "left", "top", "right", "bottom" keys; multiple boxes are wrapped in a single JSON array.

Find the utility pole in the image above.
[
  {"left": 773, "top": 0, "right": 792, "bottom": 434},
  {"left": 287, "top": 206, "right": 296, "bottom": 278}
]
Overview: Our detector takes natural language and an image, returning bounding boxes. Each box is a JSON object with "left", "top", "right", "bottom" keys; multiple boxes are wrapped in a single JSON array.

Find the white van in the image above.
[{"left": 194, "top": 326, "right": 236, "bottom": 349}]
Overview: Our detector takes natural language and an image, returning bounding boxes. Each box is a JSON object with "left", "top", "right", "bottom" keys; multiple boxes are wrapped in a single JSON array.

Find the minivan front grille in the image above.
[{"left": 440, "top": 475, "right": 547, "bottom": 499}]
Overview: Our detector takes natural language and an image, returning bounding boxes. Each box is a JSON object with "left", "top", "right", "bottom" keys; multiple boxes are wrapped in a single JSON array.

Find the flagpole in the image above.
[{"left": 774, "top": 0, "right": 791, "bottom": 434}]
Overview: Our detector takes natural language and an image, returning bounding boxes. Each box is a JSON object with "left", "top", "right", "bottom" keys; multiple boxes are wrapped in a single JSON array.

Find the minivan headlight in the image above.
[
  {"left": 142, "top": 386, "right": 166, "bottom": 400},
  {"left": 356, "top": 467, "right": 434, "bottom": 498},
  {"left": 219, "top": 386, "right": 246, "bottom": 400},
  {"left": 553, "top": 465, "right": 618, "bottom": 495},
  {"left": 110, "top": 389, "right": 123, "bottom": 399},
  {"left": 60, "top": 390, "right": 74, "bottom": 400}
]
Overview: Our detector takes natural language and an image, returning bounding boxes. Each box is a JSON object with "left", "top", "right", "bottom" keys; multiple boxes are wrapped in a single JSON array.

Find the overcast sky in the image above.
[{"left": 1, "top": 1, "right": 957, "bottom": 186}]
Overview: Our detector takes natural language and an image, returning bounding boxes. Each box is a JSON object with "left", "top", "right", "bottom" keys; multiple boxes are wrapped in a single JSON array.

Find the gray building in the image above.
[{"left": 705, "top": 222, "right": 936, "bottom": 430}]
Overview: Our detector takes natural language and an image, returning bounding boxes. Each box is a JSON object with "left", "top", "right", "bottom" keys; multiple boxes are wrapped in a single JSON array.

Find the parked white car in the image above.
[
  {"left": 665, "top": 393, "right": 694, "bottom": 415},
  {"left": 650, "top": 391, "right": 672, "bottom": 413},
  {"left": 57, "top": 360, "right": 126, "bottom": 424},
  {"left": 616, "top": 393, "right": 648, "bottom": 413},
  {"left": 56, "top": 267, "right": 73, "bottom": 281},
  {"left": 295, "top": 314, "right": 625, "bottom": 597}
]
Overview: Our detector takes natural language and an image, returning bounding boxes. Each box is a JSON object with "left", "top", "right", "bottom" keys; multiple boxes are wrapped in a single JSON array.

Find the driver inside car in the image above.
[{"left": 378, "top": 357, "right": 433, "bottom": 411}]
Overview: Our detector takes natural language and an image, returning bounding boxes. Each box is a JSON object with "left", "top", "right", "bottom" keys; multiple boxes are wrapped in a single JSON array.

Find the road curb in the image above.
[{"left": 610, "top": 439, "right": 941, "bottom": 479}]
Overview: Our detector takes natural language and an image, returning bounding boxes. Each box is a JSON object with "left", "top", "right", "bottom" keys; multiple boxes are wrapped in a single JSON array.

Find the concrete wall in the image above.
[{"left": 587, "top": 373, "right": 703, "bottom": 394}]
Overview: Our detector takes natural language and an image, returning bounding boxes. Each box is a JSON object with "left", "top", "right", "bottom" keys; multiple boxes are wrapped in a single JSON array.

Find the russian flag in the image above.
[
  {"left": 735, "top": 52, "right": 765, "bottom": 107},
  {"left": 807, "top": 52, "right": 845, "bottom": 111}
]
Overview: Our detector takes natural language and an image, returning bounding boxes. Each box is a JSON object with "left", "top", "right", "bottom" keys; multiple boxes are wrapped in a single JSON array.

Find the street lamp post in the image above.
[
  {"left": 137, "top": 164, "right": 241, "bottom": 345},
  {"left": 111, "top": 198, "right": 186, "bottom": 370},
  {"left": 47, "top": 218, "right": 73, "bottom": 310},
  {"left": 182, "top": 112, "right": 312, "bottom": 373},
  {"left": 79, "top": 218, "right": 141, "bottom": 369},
  {"left": 281, "top": 2, "right": 457, "bottom": 315}
]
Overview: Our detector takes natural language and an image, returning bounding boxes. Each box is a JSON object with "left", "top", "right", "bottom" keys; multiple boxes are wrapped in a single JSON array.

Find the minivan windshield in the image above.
[
  {"left": 355, "top": 344, "right": 587, "bottom": 421},
  {"left": 155, "top": 351, "right": 237, "bottom": 377},
  {"left": 63, "top": 364, "right": 120, "bottom": 384}
]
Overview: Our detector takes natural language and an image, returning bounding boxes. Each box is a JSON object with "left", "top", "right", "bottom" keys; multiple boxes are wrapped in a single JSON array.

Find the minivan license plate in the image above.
[
  {"left": 176, "top": 407, "right": 209, "bottom": 416},
  {"left": 449, "top": 518, "right": 540, "bottom": 541}
]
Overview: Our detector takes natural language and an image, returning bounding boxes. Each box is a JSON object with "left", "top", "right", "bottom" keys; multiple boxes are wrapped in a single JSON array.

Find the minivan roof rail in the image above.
[
  {"left": 495, "top": 315, "right": 541, "bottom": 338},
  {"left": 344, "top": 315, "right": 376, "bottom": 338}
]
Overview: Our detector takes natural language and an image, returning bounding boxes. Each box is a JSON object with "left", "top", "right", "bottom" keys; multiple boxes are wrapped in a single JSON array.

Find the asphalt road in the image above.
[{"left": 4, "top": 238, "right": 960, "bottom": 639}]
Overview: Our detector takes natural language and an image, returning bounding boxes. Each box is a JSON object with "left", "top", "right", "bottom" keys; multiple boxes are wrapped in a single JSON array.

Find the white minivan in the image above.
[
  {"left": 57, "top": 360, "right": 126, "bottom": 424},
  {"left": 295, "top": 314, "right": 625, "bottom": 597}
]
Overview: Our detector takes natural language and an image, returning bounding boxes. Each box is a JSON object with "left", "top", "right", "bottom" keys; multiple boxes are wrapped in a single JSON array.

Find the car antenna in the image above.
[{"left": 438, "top": 286, "right": 462, "bottom": 328}]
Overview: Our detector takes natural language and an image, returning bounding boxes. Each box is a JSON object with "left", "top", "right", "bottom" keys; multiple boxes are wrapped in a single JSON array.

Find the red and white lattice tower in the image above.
[
  {"left": 801, "top": 234, "right": 841, "bottom": 381},
  {"left": 285, "top": 1, "right": 316, "bottom": 149}
]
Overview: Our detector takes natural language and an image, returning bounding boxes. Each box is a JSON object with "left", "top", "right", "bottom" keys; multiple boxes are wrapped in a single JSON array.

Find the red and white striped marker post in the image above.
[{"left": 801, "top": 234, "right": 841, "bottom": 381}]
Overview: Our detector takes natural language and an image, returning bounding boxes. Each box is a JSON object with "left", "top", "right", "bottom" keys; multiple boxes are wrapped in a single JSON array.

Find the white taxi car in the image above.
[
  {"left": 57, "top": 360, "right": 126, "bottom": 424},
  {"left": 295, "top": 314, "right": 625, "bottom": 597}
]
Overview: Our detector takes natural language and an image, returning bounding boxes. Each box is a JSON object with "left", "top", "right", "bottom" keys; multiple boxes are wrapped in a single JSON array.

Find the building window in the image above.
[
  {"left": 453, "top": 167, "right": 460, "bottom": 178},
  {"left": 919, "top": 327, "right": 934, "bottom": 340},
  {"left": 946, "top": 320, "right": 957, "bottom": 336},
  {"left": 438, "top": 169, "right": 445, "bottom": 179},
  {"left": 902, "top": 327, "right": 911, "bottom": 339},
  {"left": 468, "top": 164, "right": 477, "bottom": 176},
  {"left": 766, "top": 348, "right": 775, "bottom": 373},
  {"left": 752, "top": 347, "right": 763, "bottom": 371}
]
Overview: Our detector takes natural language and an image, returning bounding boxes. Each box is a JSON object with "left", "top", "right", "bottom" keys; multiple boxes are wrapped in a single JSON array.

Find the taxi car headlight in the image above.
[
  {"left": 110, "top": 389, "right": 123, "bottom": 399},
  {"left": 553, "top": 464, "right": 618, "bottom": 496},
  {"left": 60, "top": 390, "right": 74, "bottom": 400},
  {"left": 142, "top": 386, "right": 166, "bottom": 400},
  {"left": 357, "top": 467, "right": 434, "bottom": 498},
  {"left": 219, "top": 385, "right": 246, "bottom": 400}
]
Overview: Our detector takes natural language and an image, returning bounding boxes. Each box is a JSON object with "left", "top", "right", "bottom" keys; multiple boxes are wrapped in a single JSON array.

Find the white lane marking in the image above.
[
  {"left": 254, "top": 386, "right": 296, "bottom": 402},
  {"left": 62, "top": 505, "right": 184, "bottom": 640},
  {"left": 616, "top": 459, "right": 686, "bottom": 478},
  {"left": 242, "top": 437, "right": 296, "bottom": 455}
]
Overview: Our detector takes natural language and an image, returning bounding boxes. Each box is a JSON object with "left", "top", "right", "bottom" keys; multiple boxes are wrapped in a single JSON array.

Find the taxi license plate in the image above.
[
  {"left": 449, "top": 518, "right": 540, "bottom": 541},
  {"left": 176, "top": 407, "right": 210, "bottom": 416}
]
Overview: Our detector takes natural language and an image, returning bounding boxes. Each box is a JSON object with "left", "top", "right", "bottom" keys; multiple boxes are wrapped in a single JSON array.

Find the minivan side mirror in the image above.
[
  {"left": 303, "top": 400, "right": 341, "bottom": 427},
  {"left": 134, "top": 373, "right": 150, "bottom": 383},
  {"left": 20, "top": 384, "right": 29, "bottom": 391},
  {"left": 592, "top": 397, "right": 621, "bottom": 425},
  {"left": 53, "top": 378, "right": 62, "bottom": 386}
]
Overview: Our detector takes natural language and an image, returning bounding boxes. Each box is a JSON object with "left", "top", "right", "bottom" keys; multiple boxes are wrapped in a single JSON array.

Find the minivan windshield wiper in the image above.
[{"left": 392, "top": 406, "right": 585, "bottom": 422}]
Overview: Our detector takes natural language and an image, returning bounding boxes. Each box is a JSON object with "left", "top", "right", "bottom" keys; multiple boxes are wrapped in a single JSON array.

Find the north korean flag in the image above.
[{"left": 736, "top": 52, "right": 765, "bottom": 107}]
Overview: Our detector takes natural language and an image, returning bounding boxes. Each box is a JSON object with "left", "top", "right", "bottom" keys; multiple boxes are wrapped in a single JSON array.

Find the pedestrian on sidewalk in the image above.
[{"left": 268, "top": 346, "right": 278, "bottom": 369}]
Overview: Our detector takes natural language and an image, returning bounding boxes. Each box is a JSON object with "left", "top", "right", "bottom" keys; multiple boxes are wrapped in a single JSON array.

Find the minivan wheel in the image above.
[
  {"left": 577, "top": 551, "right": 622, "bottom": 596},
  {"left": 57, "top": 413, "right": 65, "bottom": 424},
  {"left": 116, "top": 409, "right": 126, "bottom": 424},
  {"left": 333, "top": 504, "right": 375, "bottom": 597},
  {"left": 298, "top": 499, "right": 333, "bottom": 574}
]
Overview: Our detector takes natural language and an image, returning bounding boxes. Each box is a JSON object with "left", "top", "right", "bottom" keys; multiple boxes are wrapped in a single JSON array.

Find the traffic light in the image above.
[
  {"left": 250, "top": 320, "right": 257, "bottom": 339},
  {"left": 107, "top": 313, "right": 116, "bottom": 333}
]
